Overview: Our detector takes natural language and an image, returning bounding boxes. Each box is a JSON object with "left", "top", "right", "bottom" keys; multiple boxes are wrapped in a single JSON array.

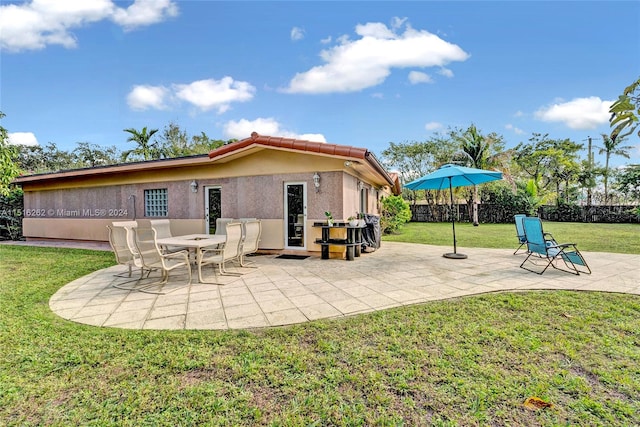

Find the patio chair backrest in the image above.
[
  {"left": 111, "top": 221, "right": 138, "bottom": 255},
  {"left": 107, "top": 225, "right": 134, "bottom": 265},
  {"left": 215, "top": 218, "right": 234, "bottom": 235},
  {"left": 223, "top": 222, "right": 243, "bottom": 260},
  {"left": 514, "top": 214, "right": 527, "bottom": 244},
  {"left": 522, "top": 217, "right": 547, "bottom": 255},
  {"left": 150, "top": 219, "right": 172, "bottom": 239},
  {"left": 133, "top": 227, "right": 163, "bottom": 268},
  {"left": 241, "top": 220, "right": 261, "bottom": 255}
]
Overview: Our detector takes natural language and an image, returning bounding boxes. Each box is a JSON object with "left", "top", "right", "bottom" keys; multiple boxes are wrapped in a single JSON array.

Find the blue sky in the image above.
[{"left": 1, "top": 0, "right": 639, "bottom": 168}]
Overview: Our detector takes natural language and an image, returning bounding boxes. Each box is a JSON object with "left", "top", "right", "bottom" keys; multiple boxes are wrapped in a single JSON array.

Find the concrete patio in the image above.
[{"left": 43, "top": 241, "right": 640, "bottom": 330}]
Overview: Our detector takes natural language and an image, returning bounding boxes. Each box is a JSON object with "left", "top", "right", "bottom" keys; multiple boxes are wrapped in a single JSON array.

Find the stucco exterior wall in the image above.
[{"left": 19, "top": 148, "right": 394, "bottom": 253}]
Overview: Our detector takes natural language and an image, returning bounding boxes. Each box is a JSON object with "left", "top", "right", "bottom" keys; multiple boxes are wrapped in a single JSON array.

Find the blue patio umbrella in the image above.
[{"left": 405, "top": 164, "right": 503, "bottom": 259}]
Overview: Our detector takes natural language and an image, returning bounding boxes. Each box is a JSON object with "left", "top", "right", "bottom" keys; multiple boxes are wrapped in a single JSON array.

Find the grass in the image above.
[
  {"left": 1, "top": 222, "right": 639, "bottom": 426},
  {"left": 385, "top": 221, "right": 640, "bottom": 254}
]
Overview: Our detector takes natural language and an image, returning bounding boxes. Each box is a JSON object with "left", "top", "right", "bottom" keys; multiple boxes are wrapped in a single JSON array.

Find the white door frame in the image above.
[{"left": 284, "top": 181, "right": 307, "bottom": 250}]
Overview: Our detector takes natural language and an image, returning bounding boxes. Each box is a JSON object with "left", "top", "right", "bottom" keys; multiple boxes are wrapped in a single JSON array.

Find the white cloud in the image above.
[
  {"left": 425, "top": 122, "right": 443, "bottom": 131},
  {"left": 173, "top": 77, "right": 255, "bottom": 114},
  {"left": 371, "top": 92, "right": 384, "bottom": 99},
  {"left": 283, "top": 18, "right": 469, "bottom": 94},
  {"left": 8, "top": 132, "right": 39, "bottom": 146},
  {"left": 223, "top": 117, "right": 326, "bottom": 142},
  {"left": 127, "top": 77, "right": 255, "bottom": 113},
  {"left": 408, "top": 71, "right": 433, "bottom": 84},
  {"left": 438, "top": 67, "right": 454, "bottom": 78},
  {"left": 112, "top": 0, "right": 178, "bottom": 31},
  {"left": 291, "top": 26, "right": 305, "bottom": 41},
  {"left": 0, "top": 0, "right": 178, "bottom": 52},
  {"left": 127, "top": 85, "right": 169, "bottom": 111},
  {"left": 534, "top": 96, "right": 613, "bottom": 130},
  {"left": 505, "top": 124, "right": 524, "bottom": 135}
]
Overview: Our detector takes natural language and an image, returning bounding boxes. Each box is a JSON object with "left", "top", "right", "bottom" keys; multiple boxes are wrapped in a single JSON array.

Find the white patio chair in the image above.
[
  {"left": 133, "top": 227, "right": 192, "bottom": 294},
  {"left": 198, "top": 222, "right": 244, "bottom": 284},
  {"left": 238, "top": 219, "right": 261, "bottom": 268},
  {"left": 107, "top": 222, "right": 154, "bottom": 290},
  {"left": 215, "top": 218, "right": 235, "bottom": 235},
  {"left": 150, "top": 219, "right": 189, "bottom": 254}
]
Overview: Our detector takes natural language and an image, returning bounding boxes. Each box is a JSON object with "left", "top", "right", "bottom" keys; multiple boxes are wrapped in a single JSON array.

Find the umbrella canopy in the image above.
[
  {"left": 405, "top": 164, "right": 503, "bottom": 191},
  {"left": 405, "top": 164, "right": 503, "bottom": 259}
]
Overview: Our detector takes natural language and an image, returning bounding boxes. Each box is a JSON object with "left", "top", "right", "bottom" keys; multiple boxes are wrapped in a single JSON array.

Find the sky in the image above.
[{"left": 1, "top": 0, "right": 639, "bottom": 169}]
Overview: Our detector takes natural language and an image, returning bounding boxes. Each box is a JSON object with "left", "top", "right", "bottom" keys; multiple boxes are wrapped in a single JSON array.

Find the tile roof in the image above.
[
  {"left": 208, "top": 132, "right": 368, "bottom": 160},
  {"left": 209, "top": 132, "right": 398, "bottom": 191}
]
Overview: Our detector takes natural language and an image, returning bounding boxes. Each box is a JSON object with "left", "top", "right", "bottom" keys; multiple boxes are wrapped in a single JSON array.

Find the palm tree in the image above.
[
  {"left": 121, "top": 127, "right": 159, "bottom": 161},
  {"left": 599, "top": 133, "right": 632, "bottom": 204},
  {"left": 456, "top": 124, "right": 507, "bottom": 225}
]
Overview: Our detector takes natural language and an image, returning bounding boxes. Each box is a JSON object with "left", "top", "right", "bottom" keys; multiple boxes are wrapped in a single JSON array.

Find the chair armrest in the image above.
[
  {"left": 201, "top": 247, "right": 223, "bottom": 256},
  {"left": 546, "top": 242, "right": 577, "bottom": 250},
  {"left": 162, "top": 250, "right": 190, "bottom": 260}
]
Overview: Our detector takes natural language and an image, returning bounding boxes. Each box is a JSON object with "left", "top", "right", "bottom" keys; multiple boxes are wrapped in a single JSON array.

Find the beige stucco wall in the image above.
[{"left": 20, "top": 149, "right": 391, "bottom": 252}]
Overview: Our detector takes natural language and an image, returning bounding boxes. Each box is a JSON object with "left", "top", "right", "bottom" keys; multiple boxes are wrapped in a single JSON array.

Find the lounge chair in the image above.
[
  {"left": 198, "top": 222, "right": 244, "bottom": 284},
  {"left": 519, "top": 217, "right": 591, "bottom": 275},
  {"left": 133, "top": 227, "right": 192, "bottom": 293},
  {"left": 513, "top": 214, "right": 527, "bottom": 254}
]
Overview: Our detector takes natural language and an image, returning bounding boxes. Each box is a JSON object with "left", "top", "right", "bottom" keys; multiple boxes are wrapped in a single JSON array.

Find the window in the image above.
[{"left": 144, "top": 188, "right": 168, "bottom": 217}]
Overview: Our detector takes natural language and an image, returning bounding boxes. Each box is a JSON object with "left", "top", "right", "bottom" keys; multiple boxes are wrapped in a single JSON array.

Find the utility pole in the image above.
[{"left": 587, "top": 136, "right": 593, "bottom": 206}]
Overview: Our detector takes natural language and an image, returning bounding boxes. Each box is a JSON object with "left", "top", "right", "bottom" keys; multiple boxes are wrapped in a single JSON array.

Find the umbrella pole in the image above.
[{"left": 444, "top": 178, "right": 467, "bottom": 259}]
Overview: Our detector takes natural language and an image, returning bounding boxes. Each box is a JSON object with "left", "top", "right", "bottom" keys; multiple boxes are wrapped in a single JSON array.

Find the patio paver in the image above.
[{"left": 39, "top": 241, "right": 640, "bottom": 330}]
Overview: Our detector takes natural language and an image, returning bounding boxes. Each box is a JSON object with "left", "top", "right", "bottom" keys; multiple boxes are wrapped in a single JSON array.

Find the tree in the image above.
[
  {"left": 598, "top": 133, "right": 632, "bottom": 204},
  {"left": 451, "top": 124, "right": 509, "bottom": 225},
  {"left": 16, "top": 142, "right": 76, "bottom": 174},
  {"left": 0, "top": 112, "right": 21, "bottom": 196},
  {"left": 157, "top": 123, "right": 229, "bottom": 157},
  {"left": 614, "top": 164, "right": 640, "bottom": 203},
  {"left": 190, "top": 131, "right": 227, "bottom": 153},
  {"left": 157, "top": 122, "right": 190, "bottom": 158},
  {"left": 513, "top": 133, "right": 582, "bottom": 205},
  {"left": 610, "top": 76, "right": 640, "bottom": 140},
  {"left": 121, "top": 127, "right": 159, "bottom": 161},
  {"left": 73, "top": 142, "right": 119, "bottom": 168},
  {"left": 381, "top": 136, "right": 458, "bottom": 206}
]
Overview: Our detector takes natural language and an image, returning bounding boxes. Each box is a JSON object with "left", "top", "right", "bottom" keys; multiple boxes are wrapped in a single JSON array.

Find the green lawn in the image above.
[
  {"left": 385, "top": 221, "right": 640, "bottom": 254},
  {"left": 1, "top": 223, "right": 639, "bottom": 426}
]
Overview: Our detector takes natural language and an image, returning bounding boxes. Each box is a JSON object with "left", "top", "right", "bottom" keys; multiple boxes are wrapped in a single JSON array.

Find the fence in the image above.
[{"left": 410, "top": 204, "right": 640, "bottom": 224}]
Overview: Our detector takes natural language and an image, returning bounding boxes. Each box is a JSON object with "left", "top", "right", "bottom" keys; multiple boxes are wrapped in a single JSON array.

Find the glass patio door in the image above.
[
  {"left": 284, "top": 182, "right": 306, "bottom": 249},
  {"left": 204, "top": 186, "right": 221, "bottom": 234}
]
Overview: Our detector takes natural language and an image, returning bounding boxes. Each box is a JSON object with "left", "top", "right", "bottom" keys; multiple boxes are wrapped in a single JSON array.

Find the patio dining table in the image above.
[{"left": 156, "top": 234, "right": 226, "bottom": 284}]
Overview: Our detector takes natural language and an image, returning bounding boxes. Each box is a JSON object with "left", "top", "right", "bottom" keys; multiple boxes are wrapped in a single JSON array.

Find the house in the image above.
[{"left": 14, "top": 132, "right": 401, "bottom": 254}]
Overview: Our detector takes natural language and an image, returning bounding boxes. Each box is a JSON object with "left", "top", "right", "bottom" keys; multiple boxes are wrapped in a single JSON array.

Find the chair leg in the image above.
[
  {"left": 140, "top": 265, "right": 192, "bottom": 294},
  {"left": 220, "top": 260, "right": 243, "bottom": 276},
  {"left": 519, "top": 252, "right": 554, "bottom": 275},
  {"left": 513, "top": 242, "right": 526, "bottom": 255},
  {"left": 238, "top": 254, "right": 258, "bottom": 268},
  {"left": 113, "top": 267, "right": 154, "bottom": 290},
  {"left": 113, "top": 264, "right": 133, "bottom": 278},
  {"left": 197, "top": 259, "right": 238, "bottom": 285}
]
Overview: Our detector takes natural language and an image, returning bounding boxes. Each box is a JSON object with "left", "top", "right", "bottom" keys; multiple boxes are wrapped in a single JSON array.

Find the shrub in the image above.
[
  {"left": 0, "top": 187, "right": 23, "bottom": 240},
  {"left": 380, "top": 195, "right": 411, "bottom": 234}
]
